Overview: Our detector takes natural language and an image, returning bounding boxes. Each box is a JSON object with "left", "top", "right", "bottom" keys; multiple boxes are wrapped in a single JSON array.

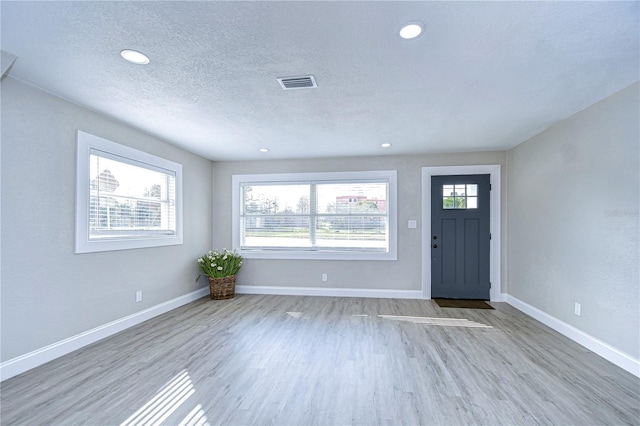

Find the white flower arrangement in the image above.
[{"left": 197, "top": 249, "right": 243, "bottom": 279}]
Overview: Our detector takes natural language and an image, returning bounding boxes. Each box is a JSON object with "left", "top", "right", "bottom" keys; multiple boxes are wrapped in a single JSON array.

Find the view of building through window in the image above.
[
  {"left": 240, "top": 181, "right": 388, "bottom": 250},
  {"left": 89, "top": 153, "right": 176, "bottom": 239}
]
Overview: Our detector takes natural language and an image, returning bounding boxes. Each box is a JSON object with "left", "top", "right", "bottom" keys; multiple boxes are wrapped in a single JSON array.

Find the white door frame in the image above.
[{"left": 422, "top": 165, "right": 501, "bottom": 301}]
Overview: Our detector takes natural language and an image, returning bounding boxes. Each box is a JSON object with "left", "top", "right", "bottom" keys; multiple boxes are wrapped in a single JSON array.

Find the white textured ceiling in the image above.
[{"left": 2, "top": 1, "right": 638, "bottom": 161}]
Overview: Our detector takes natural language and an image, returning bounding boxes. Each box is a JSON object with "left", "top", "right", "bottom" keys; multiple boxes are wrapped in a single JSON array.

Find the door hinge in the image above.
[
  {"left": 489, "top": 184, "right": 492, "bottom": 190},
  {"left": 489, "top": 233, "right": 492, "bottom": 240},
  {"left": 489, "top": 282, "right": 492, "bottom": 288}
]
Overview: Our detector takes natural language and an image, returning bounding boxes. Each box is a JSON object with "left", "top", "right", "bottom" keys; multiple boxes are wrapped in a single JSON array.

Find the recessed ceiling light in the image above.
[
  {"left": 399, "top": 22, "right": 424, "bottom": 39},
  {"left": 381, "top": 143, "right": 392, "bottom": 148},
  {"left": 259, "top": 148, "right": 270, "bottom": 153},
  {"left": 120, "top": 49, "right": 150, "bottom": 65}
]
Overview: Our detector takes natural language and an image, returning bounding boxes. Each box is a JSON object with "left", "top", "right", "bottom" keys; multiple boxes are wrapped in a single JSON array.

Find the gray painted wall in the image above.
[
  {"left": 507, "top": 82, "right": 639, "bottom": 358},
  {"left": 212, "top": 152, "right": 506, "bottom": 293},
  {"left": 1, "top": 78, "right": 213, "bottom": 362},
  {"left": 8, "top": 67, "right": 634, "bottom": 369}
]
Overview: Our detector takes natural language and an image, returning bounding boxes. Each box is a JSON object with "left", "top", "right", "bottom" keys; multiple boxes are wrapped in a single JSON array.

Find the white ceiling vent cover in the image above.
[{"left": 277, "top": 75, "right": 317, "bottom": 90}]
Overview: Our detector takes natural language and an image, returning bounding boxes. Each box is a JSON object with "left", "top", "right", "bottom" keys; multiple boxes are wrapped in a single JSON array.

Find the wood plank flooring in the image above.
[{"left": 1, "top": 295, "right": 638, "bottom": 425}]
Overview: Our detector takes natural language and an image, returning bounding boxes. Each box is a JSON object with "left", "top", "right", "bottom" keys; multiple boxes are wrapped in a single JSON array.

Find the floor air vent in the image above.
[{"left": 277, "top": 75, "right": 317, "bottom": 90}]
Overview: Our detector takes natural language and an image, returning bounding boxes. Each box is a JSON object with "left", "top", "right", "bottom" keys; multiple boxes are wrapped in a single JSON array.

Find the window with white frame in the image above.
[
  {"left": 232, "top": 171, "right": 397, "bottom": 260},
  {"left": 75, "top": 131, "right": 183, "bottom": 253}
]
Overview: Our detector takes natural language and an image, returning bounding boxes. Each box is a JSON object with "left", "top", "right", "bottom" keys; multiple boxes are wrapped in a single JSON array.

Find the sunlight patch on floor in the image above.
[
  {"left": 286, "top": 311, "right": 491, "bottom": 329},
  {"left": 120, "top": 370, "right": 196, "bottom": 426},
  {"left": 379, "top": 315, "right": 493, "bottom": 328},
  {"left": 178, "top": 404, "right": 210, "bottom": 426}
]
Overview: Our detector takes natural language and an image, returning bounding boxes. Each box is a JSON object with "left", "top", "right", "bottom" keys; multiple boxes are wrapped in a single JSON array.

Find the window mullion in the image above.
[{"left": 309, "top": 183, "right": 317, "bottom": 247}]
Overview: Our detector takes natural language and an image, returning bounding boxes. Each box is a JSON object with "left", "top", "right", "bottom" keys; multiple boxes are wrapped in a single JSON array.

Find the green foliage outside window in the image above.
[{"left": 443, "top": 195, "right": 467, "bottom": 209}]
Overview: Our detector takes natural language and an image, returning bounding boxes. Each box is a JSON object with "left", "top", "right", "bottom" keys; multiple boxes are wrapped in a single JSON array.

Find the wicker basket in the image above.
[{"left": 208, "top": 275, "right": 236, "bottom": 300}]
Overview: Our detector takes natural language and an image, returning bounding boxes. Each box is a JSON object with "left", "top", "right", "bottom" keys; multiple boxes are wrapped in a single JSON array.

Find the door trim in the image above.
[{"left": 422, "top": 165, "right": 501, "bottom": 301}]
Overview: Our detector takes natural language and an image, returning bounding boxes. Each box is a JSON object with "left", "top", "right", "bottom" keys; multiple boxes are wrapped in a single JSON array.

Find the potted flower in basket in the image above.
[{"left": 197, "top": 249, "right": 243, "bottom": 300}]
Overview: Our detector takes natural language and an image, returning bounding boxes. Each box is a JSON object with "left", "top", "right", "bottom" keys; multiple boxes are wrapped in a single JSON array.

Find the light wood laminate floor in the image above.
[{"left": 1, "top": 295, "right": 638, "bottom": 425}]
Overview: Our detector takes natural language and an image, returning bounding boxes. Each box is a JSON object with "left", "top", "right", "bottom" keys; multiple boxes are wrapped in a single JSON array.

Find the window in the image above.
[
  {"left": 232, "top": 171, "right": 397, "bottom": 260},
  {"left": 443, "top": 184, "right": 477, "bottom": 209},
  {"left": 75, "top": 131, "right": 183, "bottom": 253}
]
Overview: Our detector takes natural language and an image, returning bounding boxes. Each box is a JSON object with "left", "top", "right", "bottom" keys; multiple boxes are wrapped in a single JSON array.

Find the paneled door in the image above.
[{"left": 431, "top": 174, "right": 490, "bottom": 299}]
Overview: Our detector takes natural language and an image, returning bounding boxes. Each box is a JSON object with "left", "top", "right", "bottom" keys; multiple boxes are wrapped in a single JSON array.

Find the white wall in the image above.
[
  {"left": 0, "top": 78, "right": 213, "bottom": 362},
  {"left": 212, "top": 152, "right": 506, "bottom": 295},
  {"left": 507, "top": 82, "right": 639, "bottom": 359}
]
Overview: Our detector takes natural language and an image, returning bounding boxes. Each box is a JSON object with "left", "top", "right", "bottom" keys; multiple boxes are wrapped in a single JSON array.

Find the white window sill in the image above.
[{"left": 239, "top": 249, "right": 397, "bottom": 261}]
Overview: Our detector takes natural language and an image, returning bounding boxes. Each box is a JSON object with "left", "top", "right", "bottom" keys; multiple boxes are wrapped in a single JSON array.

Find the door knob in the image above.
[{"left": 432, "top": 244, "right": 438, "bottom": 248}]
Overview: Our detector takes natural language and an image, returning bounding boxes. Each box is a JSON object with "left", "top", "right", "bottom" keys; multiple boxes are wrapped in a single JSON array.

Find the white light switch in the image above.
[{"left": 408, "top": 220, "right": 417, "bottom": 229}]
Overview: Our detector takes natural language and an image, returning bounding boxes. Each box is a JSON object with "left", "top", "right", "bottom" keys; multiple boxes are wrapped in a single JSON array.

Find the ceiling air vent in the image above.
[{"left": 277, "top": 75, "right": 317, "bottom": 90}]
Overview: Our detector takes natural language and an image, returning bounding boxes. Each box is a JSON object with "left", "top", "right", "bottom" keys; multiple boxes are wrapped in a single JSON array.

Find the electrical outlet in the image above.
[
  {"left": 136, "top": 291, "right": 143, "bottom": 303},
  {"left": 408, "top": 220, "right": 417, "bottom": 229},
  {"left": 322, "top": 273, "right": 328, "bottom": 282},
  {"left": 574, "top": 302, "right": 581, "bottom": 316}
]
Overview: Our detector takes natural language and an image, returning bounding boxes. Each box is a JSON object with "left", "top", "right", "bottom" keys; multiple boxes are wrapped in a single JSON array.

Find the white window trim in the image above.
[
  {"left": 75, "top": 131, "right": 183, "bottom": 253},
  {"left": 232, "top": 170, "right": 397, "bottom": 261}
]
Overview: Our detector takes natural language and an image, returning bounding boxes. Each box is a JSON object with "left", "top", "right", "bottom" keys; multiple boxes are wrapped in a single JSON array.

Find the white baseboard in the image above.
[
  {"left": 0, "top": 287, "right": 209, "bottom": 382},
  {"left": 506, "top": 294, "right": 640, "bottom": 378},
  {"left": 236, "top": 285, "right": 423, "bottom": 300}
]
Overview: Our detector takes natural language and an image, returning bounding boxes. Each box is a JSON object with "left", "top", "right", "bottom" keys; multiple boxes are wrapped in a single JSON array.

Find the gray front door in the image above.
[{"left": 431, "top": 174, "right": 490, "bottom": 300}]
